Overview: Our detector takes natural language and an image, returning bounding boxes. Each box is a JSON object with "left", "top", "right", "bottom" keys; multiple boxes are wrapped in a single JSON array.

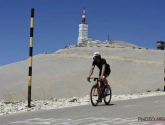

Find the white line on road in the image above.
[{"left": 9, "top": 117, "right": 165, "bottom": 125}]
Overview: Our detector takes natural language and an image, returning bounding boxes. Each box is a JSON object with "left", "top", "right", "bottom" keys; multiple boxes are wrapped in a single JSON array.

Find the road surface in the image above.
[{"left": 0, "top": 95, "right": 165, "bottom": 125}]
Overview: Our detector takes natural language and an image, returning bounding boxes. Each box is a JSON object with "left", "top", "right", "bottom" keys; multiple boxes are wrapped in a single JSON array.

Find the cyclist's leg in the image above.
[
  {"left": 99, "top": 71, "right": 104, "bottom": 87},
  {"left": 102, "top": 74, "right": 109, "bottom": 87},
  {"left": 98, "top": 71, "right": 103, "bottom": 102},
  {"left": 99, "top": 72, "right": 108, "bottom": 87},
  {"left": 103, "top": 67, "right": 110, "bottom": 87}
]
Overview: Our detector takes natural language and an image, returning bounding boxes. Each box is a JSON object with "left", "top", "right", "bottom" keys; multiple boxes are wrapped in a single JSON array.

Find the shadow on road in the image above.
[{"left": 96, "top": 103, "right": 116, "bottom": 107}]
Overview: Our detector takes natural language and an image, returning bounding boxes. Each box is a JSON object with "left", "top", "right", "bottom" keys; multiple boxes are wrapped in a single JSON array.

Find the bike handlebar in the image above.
[{"left": 88, "top": 77, "right": 100, "bottom": 82}]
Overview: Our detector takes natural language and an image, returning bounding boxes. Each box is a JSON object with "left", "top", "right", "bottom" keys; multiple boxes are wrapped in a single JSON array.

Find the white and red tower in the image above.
[
  {"left": 82, "top": 7, "right": 86, "bottom": 23},
  {"left": 77, "top": 7, "right": 88, "bottom": 45}
]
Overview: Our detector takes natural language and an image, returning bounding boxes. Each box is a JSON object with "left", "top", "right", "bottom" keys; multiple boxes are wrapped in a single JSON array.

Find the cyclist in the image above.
[{"left": 87, "top": 52, "right": 111, "bottom": 102}]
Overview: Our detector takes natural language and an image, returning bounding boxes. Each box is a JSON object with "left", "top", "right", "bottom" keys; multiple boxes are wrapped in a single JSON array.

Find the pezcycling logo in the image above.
[{"left": 138, "top": 117, "right": 165, "bottom": 122}]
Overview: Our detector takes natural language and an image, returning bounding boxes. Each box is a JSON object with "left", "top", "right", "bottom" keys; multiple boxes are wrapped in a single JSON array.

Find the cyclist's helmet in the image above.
[{"left": 93, "top": 52, "right": 101, "bottom": 58}]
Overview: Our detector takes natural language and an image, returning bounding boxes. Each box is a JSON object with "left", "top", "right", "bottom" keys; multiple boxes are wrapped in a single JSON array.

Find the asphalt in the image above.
[{"left": 0, "top": 95, "right": 165, "bottom": 125}]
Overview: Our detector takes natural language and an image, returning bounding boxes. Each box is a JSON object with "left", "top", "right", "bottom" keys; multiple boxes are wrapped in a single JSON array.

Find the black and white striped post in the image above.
[
  {"left": 164, "top": 59, "right": 165, "bottom": 91},
  {"left": 28, "top": 8, "right": 34, "bottom": 108},
  {"left": 156, "top": 40, "right": 165, "bottom": 91}
]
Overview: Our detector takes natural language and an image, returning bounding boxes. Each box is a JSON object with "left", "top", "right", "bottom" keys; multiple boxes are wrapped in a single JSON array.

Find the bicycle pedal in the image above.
[
  {"left": 98, "top": 100, "right": 102, "bottom": 102},
  {"left": 97, "top": 98, "right": 102, "bottom": 102}
]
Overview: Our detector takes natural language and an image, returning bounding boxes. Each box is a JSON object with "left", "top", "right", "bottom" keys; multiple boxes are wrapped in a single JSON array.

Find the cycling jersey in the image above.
[{"left": 92, "top": 58, "right": 111, "bottom": 76}]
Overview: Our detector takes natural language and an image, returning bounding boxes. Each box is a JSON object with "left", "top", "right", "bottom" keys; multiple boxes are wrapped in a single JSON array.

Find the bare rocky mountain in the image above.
[{"left": 0, "top": 41, "right": 164, "bottom": 101}]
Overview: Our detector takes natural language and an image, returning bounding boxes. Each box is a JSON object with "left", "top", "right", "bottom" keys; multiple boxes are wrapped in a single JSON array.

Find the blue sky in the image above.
[{"left": 0, "top": 0, "right": 165, "bottom": 66}]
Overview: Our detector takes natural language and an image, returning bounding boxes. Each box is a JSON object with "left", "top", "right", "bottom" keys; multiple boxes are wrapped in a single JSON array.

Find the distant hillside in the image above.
[
  {"left": 65, "top": 40, "right": 147, "bottom": 49},
  {"left": 0, "top": 41, "right": 164, "bottom": 101}
]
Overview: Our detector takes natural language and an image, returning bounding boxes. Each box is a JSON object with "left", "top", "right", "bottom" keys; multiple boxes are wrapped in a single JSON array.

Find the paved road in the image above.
[{"left": 1, "top": 95, "right": 165, "bottom": 125}]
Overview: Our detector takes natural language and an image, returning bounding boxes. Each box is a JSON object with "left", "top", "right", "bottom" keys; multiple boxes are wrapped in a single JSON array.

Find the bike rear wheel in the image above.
[
  {"left": 104, "top": 85, "right": 112, "bottom": 105},
  {"left": 90, "top": 85, "right": 99, "bottom": 106}
]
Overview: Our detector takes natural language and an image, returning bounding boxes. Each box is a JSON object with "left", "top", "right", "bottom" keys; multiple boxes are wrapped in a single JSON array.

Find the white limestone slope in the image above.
[{"left": 0, "top": 42, "right": 164, "bottom": 102}]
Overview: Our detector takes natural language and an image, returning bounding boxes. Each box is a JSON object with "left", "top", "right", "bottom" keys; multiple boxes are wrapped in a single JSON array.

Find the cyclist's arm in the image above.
[{"left": 88, "top": 66, "right": 95, "bottom": 77}]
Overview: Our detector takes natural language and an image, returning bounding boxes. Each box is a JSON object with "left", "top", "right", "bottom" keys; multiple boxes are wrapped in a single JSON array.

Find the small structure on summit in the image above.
[{"left": 77, "top": 7, "right": 88, "bottom": 45}]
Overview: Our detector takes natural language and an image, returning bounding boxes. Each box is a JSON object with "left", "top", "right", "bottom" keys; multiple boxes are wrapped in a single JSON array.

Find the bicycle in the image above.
[{"left": 88, "top": 77, "right": 112, "bottom": 106}]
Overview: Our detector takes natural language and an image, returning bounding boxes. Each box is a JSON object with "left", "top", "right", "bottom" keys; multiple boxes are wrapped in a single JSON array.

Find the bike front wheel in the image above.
[{"left": 90, "top": 85, "right": 99, "bottom": 106}]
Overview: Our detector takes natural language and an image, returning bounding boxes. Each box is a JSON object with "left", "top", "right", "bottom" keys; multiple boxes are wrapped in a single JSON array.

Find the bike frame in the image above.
[
  {"left": 89, "top": 77, "right": 112, "bottom": 106},
  {"left": 90, "top": 77, "right": 105, "bottom": 98}
]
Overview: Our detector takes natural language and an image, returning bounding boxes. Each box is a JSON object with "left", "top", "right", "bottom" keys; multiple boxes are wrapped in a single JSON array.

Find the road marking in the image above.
[
  {"left": 153, "top": 101, "right": 164, "bottom": 103},
  {"left": 124, "top": 105, "right": 137, "bottom": 108},
  {"left": 9, "top": 117, "right": 165, "bottom": 125}
]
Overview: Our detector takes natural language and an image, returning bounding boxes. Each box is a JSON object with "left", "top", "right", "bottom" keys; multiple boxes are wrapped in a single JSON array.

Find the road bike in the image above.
[{"left": 88, "top": 77, "right": 112, "bottom": 106}]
